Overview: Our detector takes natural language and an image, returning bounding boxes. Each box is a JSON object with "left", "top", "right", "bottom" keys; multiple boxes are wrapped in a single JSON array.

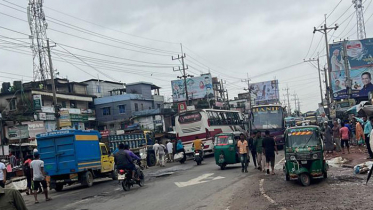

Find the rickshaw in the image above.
[
  {"left": 214, "top": 132, "right": 241, "bottom": 170},
  {"left": 283, "top": 126, "right": 328, "bottom": 186}
]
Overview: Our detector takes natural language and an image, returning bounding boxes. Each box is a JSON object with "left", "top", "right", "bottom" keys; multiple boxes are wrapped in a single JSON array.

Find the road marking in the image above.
[
  {"left": 259, "top": 179, "right": 287, "bottom": 210},
  {"left": 274, "top": 157, "right": 285, "bottom": 170},
  {"left": 175, "top": 173, "right": 225, "bottom": 188}
]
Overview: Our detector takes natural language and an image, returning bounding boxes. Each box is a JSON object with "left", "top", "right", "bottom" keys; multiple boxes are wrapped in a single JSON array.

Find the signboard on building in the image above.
[
  {"left": 178, "top": 102, "right": 187, "bottom": 113},
  {"left": 39, "top": 113, "right": 47, "bottom": 120},
  {"left": 22, "top": 121, "right": 46, "bottom": 138},
  {"left": 171, "top": 74, "right": 214, "bottom": 102},
  {"left": 330, "top": 38, "right": 373, "bottom": 99},
  {"left": 33, "top": 95, "right": 42, "bottom": 110},
  {"left": 7, "top": 125, "right": 29, "bottom": 140},
  {"left": 59, "top": 110, "right": 71, "bottom": 127},
  {"left": 249, "top": 80, "right": 279, "bottom": 104}
]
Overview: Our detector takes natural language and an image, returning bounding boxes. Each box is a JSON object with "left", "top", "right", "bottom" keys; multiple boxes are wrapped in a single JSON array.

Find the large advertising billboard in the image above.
[
  {"left": 330, "top": 38, "right": 373, "bottom": 99},
  {"left": 249, "top": 80, "right": 279, "bottom": 104},
  {"left": 171, "top": 74, "right": 214, "bottom": 102}
]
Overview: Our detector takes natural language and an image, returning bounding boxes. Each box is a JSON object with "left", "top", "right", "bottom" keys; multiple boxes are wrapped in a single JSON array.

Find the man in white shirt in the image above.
[
  {"left": 153, "top": 141, "right": 160, "bottom": 166},
  {"left": 30, "top": 153, "right": 51, "bottom": 203},
  {"left": 166, "top": 140, "right": 174, "bottom": 162},
  {"left": 0, "top": 161, "right": 6, "bottom": 188}
]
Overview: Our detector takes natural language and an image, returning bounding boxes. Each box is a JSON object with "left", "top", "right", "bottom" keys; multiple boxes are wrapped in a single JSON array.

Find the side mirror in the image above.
[{"left": 228, "top": 140, "right": 234, "bottom": 145}]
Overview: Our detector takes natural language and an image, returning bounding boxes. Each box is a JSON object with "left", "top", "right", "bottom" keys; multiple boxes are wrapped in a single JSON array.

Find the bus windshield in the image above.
[{"left": 252, "top": 106, "right": 283, "bottom": 130}]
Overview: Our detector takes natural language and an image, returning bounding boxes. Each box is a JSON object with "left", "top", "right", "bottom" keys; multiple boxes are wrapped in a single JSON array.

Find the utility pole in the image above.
[
  {"left": 304, "top": 52, "right": 324, "bottom": 105},
  {"left": 283, "top": 86, "right": 291, "bottom": 116},
  {"left": 292, "top": 93, "right": 298, "bottom": 116},
  {"left": 313, "top": 15, "right": 338, "bottom": 109},
  {"left": 242, "top": 74, "right": 252, "bottom": 110},
  {"left": 172, "top": 44, "right": 192, "bottom": 105},
  {"left": 46, "top": 39, "right": 60, "bottom": 130},
  {"left": 342, "top": 39, "right": 351, "bottom": 99}
]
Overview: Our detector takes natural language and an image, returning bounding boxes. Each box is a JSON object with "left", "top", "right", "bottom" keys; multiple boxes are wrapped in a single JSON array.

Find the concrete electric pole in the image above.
[
  {"left": 313, "top": 15, "right": 338, "bottom": 110},
  {"left": 283, "top": 86, "right": 291, "bottom": 116},
  {"left": 242, "top": 74, "right": 252, "bottom": 110},
  {"left": 304, "top": 52, "right": 324, "bottom": 106},
  {"left": 46, "top": 39, "right": 60, "bottom": 130},
  {"left": 172, "top": 44, "right": 192, "bottom": 105}
]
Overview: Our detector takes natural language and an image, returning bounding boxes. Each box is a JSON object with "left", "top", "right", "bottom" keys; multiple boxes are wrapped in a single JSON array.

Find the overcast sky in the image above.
[{"left": 1, "top": 0, "right": 373, "bottom": 112}]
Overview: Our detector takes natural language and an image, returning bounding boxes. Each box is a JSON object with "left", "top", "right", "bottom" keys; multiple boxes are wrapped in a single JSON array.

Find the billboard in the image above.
[
  {"left": 171, "top": 74, "right": 214, "bottom": 102},
  {"left": 330, "top": 38, "right": 373, "bottom": 99},
  {"left": 249, "top": 80, "right": 279, "bottom": 104}
]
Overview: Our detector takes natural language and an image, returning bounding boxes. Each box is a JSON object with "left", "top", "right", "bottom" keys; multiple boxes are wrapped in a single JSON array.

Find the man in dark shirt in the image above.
[
  {"left": 359, "top": 72, "right": 373, "bottom": 96},
  {"left": 248, "top": 132, "right": 257, "bottom": 168},
  {"left": 262, "top": 130, "right": 278, "bottom": 175},
  {"left": 114, "top": 144, "right": 138, "bottom": 180}
]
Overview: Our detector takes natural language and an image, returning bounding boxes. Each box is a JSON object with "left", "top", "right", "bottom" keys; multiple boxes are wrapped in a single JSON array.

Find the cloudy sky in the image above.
[{"left": 1, "top": 0, "right": 373, "bottom": 112}]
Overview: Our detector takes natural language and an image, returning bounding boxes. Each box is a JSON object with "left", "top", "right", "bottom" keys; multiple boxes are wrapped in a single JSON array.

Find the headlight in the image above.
[
  {"left": 290, "top": 156, "right": 296, "bottom": 161},
  {"left": 312, "top": 154, "right": 318, "bottom": 159}
]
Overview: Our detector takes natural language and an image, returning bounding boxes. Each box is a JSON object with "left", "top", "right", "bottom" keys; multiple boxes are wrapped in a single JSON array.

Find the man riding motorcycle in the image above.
[
  {"left": 114, "top": 144, "right": 140, "bottom": 180},
  {"left": 192, "top": 136, "right": 204, "bottom": 158}
]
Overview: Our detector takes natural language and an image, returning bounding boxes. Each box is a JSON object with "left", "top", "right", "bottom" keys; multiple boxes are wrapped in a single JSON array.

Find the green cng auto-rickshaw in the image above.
[
  {"left": 214, "top": 132, "right": 241, "bottom": 170},
  {"left": 283, "top": 126, "right": 328, "bottom": 186}
]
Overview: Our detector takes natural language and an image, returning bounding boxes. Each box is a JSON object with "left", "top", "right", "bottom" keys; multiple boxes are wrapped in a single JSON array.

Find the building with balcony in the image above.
[{"left": 94, "top": 82, "right": 164, "bottom": 132}]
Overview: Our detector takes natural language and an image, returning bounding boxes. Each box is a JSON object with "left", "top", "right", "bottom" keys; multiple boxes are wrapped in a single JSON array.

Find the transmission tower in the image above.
[
  {"left": 353, "top": 0, "right": 366, "bottom": 40},
  {"left": 27, "top": 0, "right": 50, "bottom": 82}
]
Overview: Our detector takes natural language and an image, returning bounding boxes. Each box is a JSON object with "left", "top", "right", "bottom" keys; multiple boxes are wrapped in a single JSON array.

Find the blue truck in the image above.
[{"left": 36, "top": 130, "right": 116, "bottom": 191}]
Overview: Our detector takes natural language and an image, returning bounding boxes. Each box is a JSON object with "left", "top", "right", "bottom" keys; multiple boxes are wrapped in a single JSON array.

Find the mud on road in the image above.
[{"left": 229, "top": 166, "right": 371, "bottom": 210}]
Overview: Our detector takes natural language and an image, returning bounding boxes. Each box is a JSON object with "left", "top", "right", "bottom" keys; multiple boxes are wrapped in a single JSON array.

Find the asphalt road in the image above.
[{"left": 24, "top": 153, "right": 282, "bottom": 210}]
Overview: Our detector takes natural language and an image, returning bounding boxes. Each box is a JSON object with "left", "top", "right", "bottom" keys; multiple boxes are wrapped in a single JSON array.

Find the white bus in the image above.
[{"left": 174, "top": 109, "right": 245, "bottom": 155}]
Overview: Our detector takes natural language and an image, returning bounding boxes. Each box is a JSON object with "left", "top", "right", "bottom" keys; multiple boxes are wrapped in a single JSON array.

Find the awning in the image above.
[
  {"left": 32, "top": 90, "right": 93, "bottom": 102},
  {"left": 345, "top": 105, "right": 357, "bottom": 115}
]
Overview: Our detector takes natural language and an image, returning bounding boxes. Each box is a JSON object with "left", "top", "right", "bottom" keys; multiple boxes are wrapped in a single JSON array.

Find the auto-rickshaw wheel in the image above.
[
  {"left": 220, "top": 164, "right": 226, "bottom": 170},
  {"left": 323, "top": 171, "right": 327, "bottom": 178},
  {"left": 299, "top": 173, "right": 311, "bottom": 186},
  {"left": 285, "top": 174, "right": 290, "bottom": 181}
]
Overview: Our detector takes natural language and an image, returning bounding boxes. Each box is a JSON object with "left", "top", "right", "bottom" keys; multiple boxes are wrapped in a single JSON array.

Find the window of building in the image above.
[
  {"left": 135, "top": 103, "right": 138, "bottom": 111},
  {"left": 97, "top": 85, "right": 101, "bottom": 93},
  {"left": 9, "top": 98, "right": 16, "bottom": 110},
  {"left": 141, "top": 103, "right": 144, "bottom": 110},
  {"left": 102, "top": 107, "right": 111, "bottom": 115},
  {"left": 157, "top": 104, "right": 161, "bottom": 109},
  {"left": 118, "top": 105, "right": 126, "bottom": 114},
  {"left": 61, "top": 101, "right": 66, "bottom": 108}
]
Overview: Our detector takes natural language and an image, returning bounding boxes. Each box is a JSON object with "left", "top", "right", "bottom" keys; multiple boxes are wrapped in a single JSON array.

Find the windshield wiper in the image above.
[{"left": 301, "top": 132, "right": 315, "bottom": 148}]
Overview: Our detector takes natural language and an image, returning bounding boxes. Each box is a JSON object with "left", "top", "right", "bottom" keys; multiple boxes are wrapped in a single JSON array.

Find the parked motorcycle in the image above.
[
  {"left": 118, "top": 161, "right": 145, "bottom": 191},
  {"left": 194, "top": 150, "right": 204, "bottom": 165}
]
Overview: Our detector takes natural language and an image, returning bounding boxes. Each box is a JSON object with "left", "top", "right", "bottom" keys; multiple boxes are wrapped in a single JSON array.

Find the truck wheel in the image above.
[
  {"left": 55, "top": 184, "right": 64, "bottom": 192},
  {"left": 148, "top": 153, "right": 156, "bottom": 166},
  {"left": 82, "top": 171, "right": 94, "bottom": 187},
  {"left": 299, "top": 173, "right": 311, "bottom": 186},
  {"left": 111, "top": 169, "right": 118, "bottom": 180}
]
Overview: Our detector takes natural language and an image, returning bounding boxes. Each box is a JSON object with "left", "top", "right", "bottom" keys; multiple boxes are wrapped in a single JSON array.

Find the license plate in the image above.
[
  {"left": 301, "top": 161, "right": 307, "bottom": 164},
  {"left": 118, "top": 174, "right": 125, "bottom": 180},
  {"left": 195, "top": 153, "right": 200, "bottom": 156}
]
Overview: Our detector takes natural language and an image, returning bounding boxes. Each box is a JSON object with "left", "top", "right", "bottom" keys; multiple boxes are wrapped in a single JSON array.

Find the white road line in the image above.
[
  {"left": 259, "top": 179, "right": 287, "bottom": 210},
  {"left": 274, "top": 157, "right": 285, "bottom": 170}
]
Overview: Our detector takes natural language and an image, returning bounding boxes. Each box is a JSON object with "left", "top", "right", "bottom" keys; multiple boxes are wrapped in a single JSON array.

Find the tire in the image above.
[
  {"left": 220, "top": 164, "right": 226, "bottom": 170},
  {"left": 323, "top": 171, "right": 328, "bottom": 179},
  {"left": 147, "top": 153, "right": 156, "bottom": 167},
  {"left": 82, "top": 171, "right": 94, "bottom": 187},
  {"left": 138, "top": 171, "right": 145, "bottom": 187},
  {"left": 197, "top": 161, "right": 201, "bottom": 165},
  {"left": 122, "top": 179, "right": 131, "bottom": 191},
  {"left": 180, "top": 159, "right": 185, "bottom": 164},
  {"left": 286, "top": 174, "right": 290, "bottom": 181},
  {"left": 111, "top": 169, "right": 118, "bottom": 180},
  {"left": 55, "top": 184, "right": 63, "bottom": 192},
  {"left": 299, "top": 173, "right": 311, "bottom": 186}
]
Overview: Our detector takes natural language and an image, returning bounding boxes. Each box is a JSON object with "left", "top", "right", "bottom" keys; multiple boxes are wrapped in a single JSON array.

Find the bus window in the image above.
[
  {"left": 219, "top": 112, "right": 227, "bottom": 125},
  {"left": 212, "top": 112, "right": 221, "bottom": 125},
  {"left": 207, "top": 111, "right": 217, "bottom": 126}
]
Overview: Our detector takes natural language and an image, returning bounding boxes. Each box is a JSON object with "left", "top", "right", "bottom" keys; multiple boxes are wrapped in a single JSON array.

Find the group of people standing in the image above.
[
  {"left": 323, "top": 116, "right": 373, "bottom": 159},
  {"left": 237, "top": 131, "right": 278, "bottom": 175},
  {"left": 152, "top": 139, "right": 186, "bottom": 167}
]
